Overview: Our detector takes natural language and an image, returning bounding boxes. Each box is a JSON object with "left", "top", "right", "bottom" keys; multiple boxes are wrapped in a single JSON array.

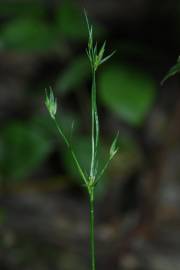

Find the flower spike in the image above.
[{"left": 45, "top": 87, "right": 57, "bottom": 119}]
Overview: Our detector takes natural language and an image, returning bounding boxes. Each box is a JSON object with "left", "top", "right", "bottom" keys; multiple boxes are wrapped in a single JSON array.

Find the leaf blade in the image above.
[{"left": 161, "top": 56, "right": 180, "bottom": 85}]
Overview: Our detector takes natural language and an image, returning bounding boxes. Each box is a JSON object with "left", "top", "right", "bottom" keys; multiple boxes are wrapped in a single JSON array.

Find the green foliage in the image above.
[
  {"left": 99, "top": 65, "right": 156, "bottom": 126},
  {"left": 45, "top": 89, "right": 88, "bottom": 185},
  {"left": 0, "top": 123, "right": 51, "bottom": 181},
  {"left": 44, "top": 12, "right": 118, "bottom": 270},
  {"left": 161, "top": 56, "right": 180, "bottom": 85},
  {"left": 63, "top": 136, "right": 108, "bottom": 184},
  {"left": 0, "top": 1, "right": 105, "bottom": 53},
  {"left": 56, "top": 1, "right": 87, "bottom": 41},
  {"left": 45, "top": 14, "right": 118, "bottom": 189},
  {"left": 84, "top": 12, "right": 117, "bottom": 187},
  {"left": 63, "top": 136, "right": 91, "bottom": 180},
  {"left": 85, "top": 11, "right": 115, "bottom": 73},
  {"left": 56, "top": 2, "right": 104, "bottom": 42},
  {"left": 32, "top": 110, "right": 81, "bottom": 147},
  {"left": 31, "top": 114, "right": 58, "bottom": 139},
  {"left": 1, "top": 18, "right": 56, "bottom": 51},
  {"left": 56, "top": 56, "right": 90, "bottom": 95}
]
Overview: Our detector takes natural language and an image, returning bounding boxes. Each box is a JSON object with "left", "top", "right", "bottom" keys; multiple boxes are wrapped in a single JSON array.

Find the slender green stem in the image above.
[
  {"left": 54, "top": 118, "right": 69, "bottom": 147},
  {"left": 95, "top": 158, "right": 111, "bottom": 184},
  {"left": 53, "top": 118, "right": 88, "bottom": 186},
  {"left": 90, "top": 69, "right": 99, "bottom": 179},
  {"left": 45, "top": 13, "right": 117, "bottom": 270},
  {"left": 90, "top": 70, "right": 95, "bottom": 178},
  {"left": 93, "top": 71, "right": 99, "bottom": 155},
  {"left": 89, "top": 188, "right": 96, "bottom": 270}
]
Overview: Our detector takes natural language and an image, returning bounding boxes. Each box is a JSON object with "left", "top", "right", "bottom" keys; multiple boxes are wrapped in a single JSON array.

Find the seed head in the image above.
[{"left": 45, "top": 88, "right": 57, "bottom": 119}]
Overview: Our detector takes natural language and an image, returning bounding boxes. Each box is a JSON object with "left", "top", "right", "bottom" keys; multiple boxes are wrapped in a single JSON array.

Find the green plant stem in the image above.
[
  {"left": 45, "top": 14, "right": 118, "bottom": 270},
  {"left": 90, "top": 69, "right": 99, "bottom": 179},
  {"left": 89, "top": 188, "right": 96, "bottom": 270},
  {"left": 95, "top": 158, "right": 111, "bottom": 184},
  {"left": 53, "top": 118, "right": 88, "bottom": 185}
]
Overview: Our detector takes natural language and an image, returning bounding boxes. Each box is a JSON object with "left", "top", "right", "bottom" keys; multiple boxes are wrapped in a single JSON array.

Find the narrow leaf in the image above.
[
  {"left": 84, "top": 10, "right": 93, "bottom": 51},
  {"left": 70, "top": 120, "right": 75, "bottom": 143},
  {"left": 98, "top": 41, "right": 106, "bottom": 62},
  {"left": 100, "top": 50, "right": 116, "bottom": 65},
  {"left": 161, "top": 56, "right": 180, "bottom": 85},
  {"left": 95, "top": 158, "right": 111, "bottom": 185},
  {"left": 84, "top": 9, "right": 90, "bottom": 33},
  {"left": 109, "top": 131, "right": 119, "bottom": 159}
]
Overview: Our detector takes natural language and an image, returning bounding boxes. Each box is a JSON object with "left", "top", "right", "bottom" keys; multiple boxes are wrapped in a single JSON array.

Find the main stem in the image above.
[
  {"left": 90, "top": 69, "right": 98, "bottom": 178},
  {"left": 89, "top": 188, "right": 96, "bottom": 270}
]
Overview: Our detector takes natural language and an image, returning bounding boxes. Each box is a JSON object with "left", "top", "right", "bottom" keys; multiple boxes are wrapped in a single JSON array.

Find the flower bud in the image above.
[{"left": 45, "top": 88, "right": 57, "bottom": 119}]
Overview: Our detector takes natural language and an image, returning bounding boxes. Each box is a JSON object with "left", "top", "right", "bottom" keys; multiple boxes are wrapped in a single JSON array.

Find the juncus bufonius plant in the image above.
[{"left": 45, "top": 11, "right": 119, "bottom": 270}]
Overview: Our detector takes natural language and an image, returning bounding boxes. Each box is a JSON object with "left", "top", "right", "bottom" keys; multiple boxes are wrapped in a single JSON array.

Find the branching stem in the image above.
[
  {"left": 45, "top": 11, "right": 118, "bottom": 270},
  {"left": 54, "top": 118, "right": 88, "bottom": 186}
]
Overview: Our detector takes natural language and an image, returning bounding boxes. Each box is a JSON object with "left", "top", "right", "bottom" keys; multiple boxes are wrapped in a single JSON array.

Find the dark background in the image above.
[{"left": 0, "top": 0, "right": 180, "bottom": 269}]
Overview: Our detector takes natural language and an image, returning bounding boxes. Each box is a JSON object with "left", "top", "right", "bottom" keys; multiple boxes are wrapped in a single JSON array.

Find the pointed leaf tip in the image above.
[
  {"left": 161, "top": 56, "right": 180, "bottom": 85},
  {"left": 100, "top": 50, "right": 116, "bottom": 65},
  {"left": 109, "top": 131, "right": 119, "bottom": 159}
]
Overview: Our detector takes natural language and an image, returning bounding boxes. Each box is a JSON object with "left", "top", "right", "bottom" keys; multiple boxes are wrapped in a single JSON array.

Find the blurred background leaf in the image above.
[
  {"left": 0, "top": 122, "right": 52, "bottom": 181},
  {"left": 0, "top": 18, "right": 56, "bottom": 51},
  {"left": 55, "top": 0, "right": 104, "bottom": 42},
  {"left": 56, "top": 56, "right": 90, "bottom": 95},
  {"left": 56, "top": 1, "right": 87, "bottom": 41},
  {"left": 62, "top": 135, "right": 92, "bottom": 181},
  {"left": 32, "top": 110, "right": 81, "bottom": 140},
  {"left": 99, "top": 65, "right": 156, "bottom": 125}
]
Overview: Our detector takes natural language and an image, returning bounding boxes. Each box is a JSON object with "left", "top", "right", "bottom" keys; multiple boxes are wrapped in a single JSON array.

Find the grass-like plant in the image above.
[{"left": 45, "top": 11, "right": 118, "bottom": 270}]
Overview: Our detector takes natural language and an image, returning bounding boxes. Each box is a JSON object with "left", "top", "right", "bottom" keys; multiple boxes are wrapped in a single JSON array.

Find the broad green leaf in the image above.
[
  {"left": 161, "top": 56, "right": 180, "bottom": 85},
  {"left": 56, "top": 56, "right": 90, "bottom": 94},
  {"left": 0, "top": 123, "right": 52, "bottom": 181},
  {"left": 99, "top": 65, "right": 156, "bottom": 126},
  {"left": 1, "top": 18, "right": 56, "bottom": 51}
]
